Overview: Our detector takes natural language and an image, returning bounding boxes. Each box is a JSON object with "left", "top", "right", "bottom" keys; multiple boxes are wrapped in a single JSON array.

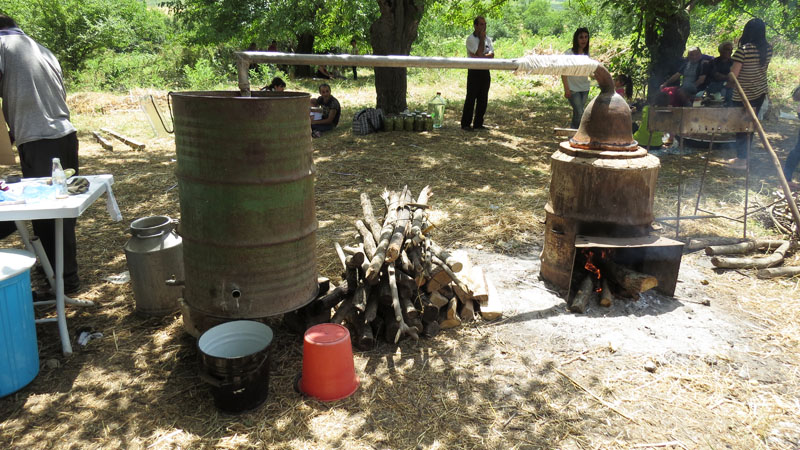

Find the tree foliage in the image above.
[{"left": 1, "top": 0, "right": 170, "bottom": 73}]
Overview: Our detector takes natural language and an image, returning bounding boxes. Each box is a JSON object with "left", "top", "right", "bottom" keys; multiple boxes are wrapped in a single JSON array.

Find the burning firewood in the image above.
[
  {"left": 599, "top": 278, "right": 613, "bottom": 307},
  {"left": 569, "top": 276, "right": 596, "bottom": 313},
  {"left": 601, "top": 260, "right": 658, "bottom": 294}
]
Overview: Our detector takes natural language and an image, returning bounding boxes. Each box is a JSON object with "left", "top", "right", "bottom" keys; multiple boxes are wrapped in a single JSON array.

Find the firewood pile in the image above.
[
  {"left": 702, "top": 239, "right": 800, "bottom": 279},
  {"left": 569, "top": 251, "right": 659, "bottom": 314},
  {"left": 284, "top": 186, "right": 502, "bottom": 348}
]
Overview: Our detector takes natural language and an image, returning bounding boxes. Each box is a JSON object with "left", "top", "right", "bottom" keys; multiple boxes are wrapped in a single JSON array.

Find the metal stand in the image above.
[{"left": 648, "top": 107, "right": 755, "bottom": 238}]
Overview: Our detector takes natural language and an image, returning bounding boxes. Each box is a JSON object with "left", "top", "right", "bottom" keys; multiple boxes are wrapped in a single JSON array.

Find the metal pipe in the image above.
[{"left": 235, "top": 51, "right": 600, "bottom": 96}]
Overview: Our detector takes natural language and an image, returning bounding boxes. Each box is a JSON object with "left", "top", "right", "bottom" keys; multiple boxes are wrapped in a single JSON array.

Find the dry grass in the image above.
[{"left": 1, "top": 77, "right": 799, "bottom": 449}]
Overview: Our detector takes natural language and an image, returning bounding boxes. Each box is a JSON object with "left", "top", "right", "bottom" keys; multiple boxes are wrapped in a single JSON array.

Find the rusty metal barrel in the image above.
[{"left": 171, "top": 91, "right": 317, "bottom": 328}]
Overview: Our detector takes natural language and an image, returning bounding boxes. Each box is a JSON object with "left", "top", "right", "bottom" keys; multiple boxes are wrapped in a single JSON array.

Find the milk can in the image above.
[{"left": 124, "top": 215, "right": 184, "bottom": 316}]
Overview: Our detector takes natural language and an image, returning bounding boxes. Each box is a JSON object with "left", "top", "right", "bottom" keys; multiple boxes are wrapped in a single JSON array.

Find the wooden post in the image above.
[{"left": 730, "top": 73, "right": 800, "bottom": 238}]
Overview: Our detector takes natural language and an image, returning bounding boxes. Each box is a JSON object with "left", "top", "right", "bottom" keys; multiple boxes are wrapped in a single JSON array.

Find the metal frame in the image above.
[{"left": 646, "top": 107, "right": 755, "bottom": 238}]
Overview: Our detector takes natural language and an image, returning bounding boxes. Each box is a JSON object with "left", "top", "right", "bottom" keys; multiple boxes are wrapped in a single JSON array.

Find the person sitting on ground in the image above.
[
  {"left": 633, "top": 92, "right": 671, "bottom": 149},
  {"left": 782, "top": 85, "right": 800, "bottom": 190},
  {"left": 315, "top": 65, "right": 334, "bottom": 79},
  {"left": 310, "top": 83, "right": 340, "bottom": 138},
  {"left": 703, "top": 42, "right": 734, "bottom": 106},
  {"left": 660, "top": 47, "right": 708, "bottom": 107},
  {"left": 267, "top": 40, "right": 278, "bottom": 52},
  {"left": 260, "top": 77, "right": 286, "bottom": 92}
]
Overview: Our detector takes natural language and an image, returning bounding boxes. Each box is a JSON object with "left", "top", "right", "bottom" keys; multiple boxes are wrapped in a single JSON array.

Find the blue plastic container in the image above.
[{"left": 0, "top": 249, "right": 39, "bottom": 398}]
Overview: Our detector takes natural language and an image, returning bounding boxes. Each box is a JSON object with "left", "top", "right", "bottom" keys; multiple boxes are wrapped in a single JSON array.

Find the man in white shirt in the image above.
[{"left": 460, "top": 16, "right": 494, "bottom": 131}]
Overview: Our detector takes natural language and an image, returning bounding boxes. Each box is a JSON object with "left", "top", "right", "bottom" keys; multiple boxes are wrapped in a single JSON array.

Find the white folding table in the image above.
[{"left": 0, "top": 174, "right": 121, "bottom": 355}]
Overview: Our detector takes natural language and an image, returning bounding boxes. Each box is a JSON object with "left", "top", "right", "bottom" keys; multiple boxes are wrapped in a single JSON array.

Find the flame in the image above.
[{"left": 584, "top": 250, "right": 603, "bottom": 292}]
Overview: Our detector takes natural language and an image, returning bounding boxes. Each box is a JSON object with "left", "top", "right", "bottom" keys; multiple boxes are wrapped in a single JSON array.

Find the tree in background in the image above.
[
  {"left": 1, "top": 0, "right": 169, "bottom": 74},
  {"left": 597, "top": 0, "right": 800, "bottom": 99}
]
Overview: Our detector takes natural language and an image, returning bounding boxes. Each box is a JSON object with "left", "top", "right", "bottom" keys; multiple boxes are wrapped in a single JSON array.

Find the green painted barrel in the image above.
[{"left": 172, "top": 91, "right": 317, "bottom": 320}]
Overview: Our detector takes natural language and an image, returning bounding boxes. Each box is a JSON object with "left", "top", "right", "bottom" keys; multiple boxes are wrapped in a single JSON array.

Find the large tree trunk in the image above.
[
  {"left": 645, "top": 10, "right": 690, "bottom": 100},
  {"left": 294, "top": 32, "right": 315, "bottom": 78},
  {"left": 369, "top": 0, "right": 424, "bottom": 114}
]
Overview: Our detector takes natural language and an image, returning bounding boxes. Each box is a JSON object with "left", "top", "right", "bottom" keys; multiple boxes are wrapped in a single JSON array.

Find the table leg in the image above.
[{"left": 55, "top": 219, "right": 73, "bottom": 356}]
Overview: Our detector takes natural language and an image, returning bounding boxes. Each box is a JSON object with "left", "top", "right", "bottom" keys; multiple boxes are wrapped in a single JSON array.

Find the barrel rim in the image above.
[{"left": 170, "top": 90, "right": 310, "bottom": 100}]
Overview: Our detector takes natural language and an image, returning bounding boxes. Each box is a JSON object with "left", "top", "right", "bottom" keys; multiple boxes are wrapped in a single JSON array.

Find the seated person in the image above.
[
  {"left": 310, "top": 83, "right": 340, "bottom": 138},
  {"left": 659, "top": 47, "right": 708, "bottom": 106},
  {"left": 260, "top": 77, "right": 286, "bottom": 92},
  {"left": 633, "top": 92, "right": 671, "bottom": 148},
  {"left": 702, "top": 42, "right": 734, "bottom": 106},
  {"left": 315, "top": 65, "right": 334, "bottom": 79}
]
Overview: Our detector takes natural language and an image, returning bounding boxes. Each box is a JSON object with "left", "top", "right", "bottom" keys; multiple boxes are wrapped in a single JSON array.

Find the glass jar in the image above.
[{"left": 403, "top": 114, "right": 414, "bottom": 131}]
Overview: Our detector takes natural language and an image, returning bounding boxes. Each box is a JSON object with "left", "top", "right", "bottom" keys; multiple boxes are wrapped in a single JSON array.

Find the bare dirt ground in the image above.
[{"left": 1, "top": 83, "right": 799, "bottom": 449}]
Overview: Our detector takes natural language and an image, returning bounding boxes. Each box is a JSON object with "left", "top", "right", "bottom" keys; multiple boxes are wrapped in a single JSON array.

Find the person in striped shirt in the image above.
[{"left": 727, "top": 18, "right": 772, "bottom": 170}]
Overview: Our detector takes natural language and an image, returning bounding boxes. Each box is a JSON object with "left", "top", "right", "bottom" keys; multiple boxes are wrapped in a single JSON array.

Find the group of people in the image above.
[{"left": 259, "top": 76, "right": 340, "bottom": 139}]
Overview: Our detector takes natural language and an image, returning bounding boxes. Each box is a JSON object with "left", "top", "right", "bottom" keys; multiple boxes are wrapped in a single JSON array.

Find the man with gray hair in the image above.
[
  {"left": 660, "top": 47, "right": 708, "bottom": 106},
  {"left": 1, "top": 14, "right": 81, "bottom": 293}
]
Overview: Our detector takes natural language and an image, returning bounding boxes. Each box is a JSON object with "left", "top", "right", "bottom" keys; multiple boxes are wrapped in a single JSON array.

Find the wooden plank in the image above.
[{"left": 100, "top": 127, "right": 146, "bottom": 150}]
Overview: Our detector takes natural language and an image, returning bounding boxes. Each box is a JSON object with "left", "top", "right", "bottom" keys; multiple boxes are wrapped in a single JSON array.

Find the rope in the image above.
[{"left": 514, "top": 54, "right": 599, "bottom": 76}]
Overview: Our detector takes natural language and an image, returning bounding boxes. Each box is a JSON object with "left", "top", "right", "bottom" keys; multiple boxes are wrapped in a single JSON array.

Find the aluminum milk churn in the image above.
[{"left": 124, "top": 215, "right": 184, "bottom": 316}]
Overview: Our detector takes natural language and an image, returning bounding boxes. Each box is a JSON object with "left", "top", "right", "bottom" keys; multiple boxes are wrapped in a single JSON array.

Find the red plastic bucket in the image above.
[{"left": 299, "top": 323, "right": 359, "bottom": 401}]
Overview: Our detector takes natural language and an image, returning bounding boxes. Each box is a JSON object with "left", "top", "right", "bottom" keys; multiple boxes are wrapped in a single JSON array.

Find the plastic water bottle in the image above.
[
  {"left": 428, "top": 92, "right": 446, "bottom": 129},
  {"left": 52, "top": 157, "right": 68, "bottom": 198}
]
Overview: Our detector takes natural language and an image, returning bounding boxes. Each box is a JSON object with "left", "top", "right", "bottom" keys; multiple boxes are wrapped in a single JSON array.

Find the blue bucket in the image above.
[{"left": 0, "top": 249, "right": 39, "bottom": 398}]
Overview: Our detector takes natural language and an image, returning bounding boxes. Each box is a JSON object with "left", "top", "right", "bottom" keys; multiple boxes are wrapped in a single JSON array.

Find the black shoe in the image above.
[
  {"left": 64, "top": 274, "right": 81, "bottom": 295},
  {"left": 461, "top": 126, "right": 473, "bottom": 131},
  {"left": 473, "top": 125, "right": 488, "bottom": 131}
]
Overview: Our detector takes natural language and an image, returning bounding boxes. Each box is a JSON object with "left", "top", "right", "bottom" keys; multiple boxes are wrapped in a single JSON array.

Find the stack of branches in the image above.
[
  {"left": 769, "top": 189, "right": 800, "bottom": 236},
  {"left": 284, "top": 186, "right": 502, "bottom": 349},
  {"left": 704, "top": 239, "right": 800, "bottom": 279}
]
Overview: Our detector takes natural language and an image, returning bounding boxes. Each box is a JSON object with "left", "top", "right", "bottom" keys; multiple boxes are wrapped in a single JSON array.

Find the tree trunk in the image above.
[
  {"left": 294, "top": 32, "right": 315, "bottom": 78},
  {"left": 645, "top": 10, "right": 690, "bottom": 99},
  {"left": 369, "top": 0, "right": 424, "bottom": 114}
]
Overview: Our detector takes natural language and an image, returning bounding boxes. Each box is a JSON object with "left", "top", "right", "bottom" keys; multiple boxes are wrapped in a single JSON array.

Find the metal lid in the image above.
[{"left": 568, "top": 65, "right": 639, "bottom": 151}]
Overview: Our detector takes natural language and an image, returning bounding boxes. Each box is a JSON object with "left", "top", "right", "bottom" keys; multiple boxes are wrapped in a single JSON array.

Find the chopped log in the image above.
[
  {"left": 429, "top": 240, "right": 463, "bottom": 273},
  {"left": 599, "top": 278, "right": 613, "bottom": 307},
  {"left": 386, "top": 187, "right": 412, "bottom": 263},
  {"left": 439, "top": 298, "right": 462, "bottom": 329},
  {"left": 757, "top": 265, "right": 800, "bottom": 279},
  {"left": 425, "top": 265, "right": 453, "bottom": 293},
  {"left": 423, "top": 319, "right": 441, "bottom": 338},
  {"left": 569, "top": 276, "right": 596, "bottom": 314},
  {"left": 398, "top": 250, "right": 414, "bottom": 277},
  {"left": 406, "top": 245, "right": 425, "bottom": 284},
  {"left": 410, "top": 185, "right": 432, "bottom": 244},
  {"left": 92, "top": 131, "right": 113, "bottom": 151},
  {"left": 317, "top": 277, "right": 331, "bottom": 296},
  {"left": 360, "top": 192, "right": 383, "bottom": 243},
  {"left": 355, "top": 220, "right": 378, "bottom": 260},
  {"left": 365, "top": 190, "right": 400, "bottom": 283},
  {"left": 331, "top": 296, "right": 355, "bottom": 324},
  {"left": 100, "top": 127, "right": 145, "bottom": 150},
  {"left": 479, "top": 275, "right": 502, "bottom": 321},
  {"left": 459, "top": 298, "right": 476, "bottom": 322},
  {"left": 387, "top": 264, "right": 419, "bottom": 343},
  {"left": 711, "top": 240, "right": 791, "bottom": 269},
  {"left": 432, "top": 255, "right": 471, "bottom": 300},
  {"left": 686, "top": 237, "right": 743, "bottom": 252},
  {"left": 419, "top": 293, "right": 440, "bottom": 324},
  {"left": 334, "top": 242, "right": 347, "bottom": 270},
  {"left": 705, "top": 239, "right": 789, "bottom": 256},
  {"left": 428, "top": 291, "right": 451, "bottom": 308},
  {"left": 469, "top": 266, "right": 489, "bottom": 305},
  {"left": 352, "top": 283, "right": 370, "bottom": 313},
  {"left": 342, "top": 244, "right": 363, "bottom": 255},
  {"left": 602, "top": 260, "right": 658, "bottom": 293}
]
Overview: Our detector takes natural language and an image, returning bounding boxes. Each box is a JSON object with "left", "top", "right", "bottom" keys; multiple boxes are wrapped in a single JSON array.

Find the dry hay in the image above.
[{"left": 1, "top": 83, "right": 799, "bottom": 449}]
